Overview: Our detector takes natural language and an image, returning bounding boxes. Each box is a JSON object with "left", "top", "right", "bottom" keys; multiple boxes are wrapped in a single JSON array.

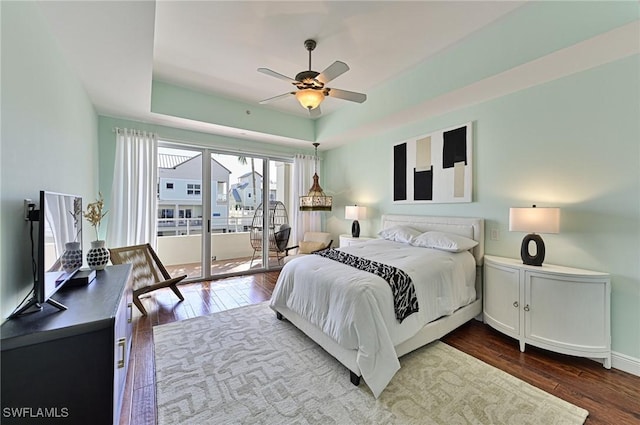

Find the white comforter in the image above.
[{"left": 269, "top": 239, "right": 476, "bottom": 398}]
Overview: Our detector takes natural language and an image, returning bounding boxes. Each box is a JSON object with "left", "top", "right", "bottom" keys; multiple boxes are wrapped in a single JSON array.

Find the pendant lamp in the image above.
[{"left": 299, "top": 143, "right": 332, "bottom": 211}]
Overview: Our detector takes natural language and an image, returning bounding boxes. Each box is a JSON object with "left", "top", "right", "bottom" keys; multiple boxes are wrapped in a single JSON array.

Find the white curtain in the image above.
[
  {"left": 107, "top": 128, "right": 158, "bottom": 249},
  {"left": 291, "top": 153, "right": 322, "bottom": 245}
]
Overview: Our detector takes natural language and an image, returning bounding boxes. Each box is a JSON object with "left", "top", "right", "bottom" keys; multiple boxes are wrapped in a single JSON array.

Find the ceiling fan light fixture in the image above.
[
  {"left": 258, "top": 38, "right": 366, "bottom": 114},
  {"left": 295, "top": 88, "right": 324, "bottom": 110}
]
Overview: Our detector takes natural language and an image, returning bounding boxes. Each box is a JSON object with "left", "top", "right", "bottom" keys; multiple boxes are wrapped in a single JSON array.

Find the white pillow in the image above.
[
  {"left": 377, "top": 225, "right": 421, "bottom": 244},
  {"left": 411, "top": 231, "right": 478, "bottom": 252}
]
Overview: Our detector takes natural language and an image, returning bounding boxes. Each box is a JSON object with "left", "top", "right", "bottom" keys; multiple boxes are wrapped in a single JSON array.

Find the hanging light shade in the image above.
[
  {"left": 295, "top": 89, "right": 324, "bottom": 110},
  {"left": 299, "top": 143, "right": 332, "bottom": 211}
]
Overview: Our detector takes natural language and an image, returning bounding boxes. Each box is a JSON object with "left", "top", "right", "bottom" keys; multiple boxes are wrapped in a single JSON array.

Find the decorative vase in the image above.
[
  {"left": 61, "top": 242, "right": 83, "bottom": 273},
  {"left": 87, "top": 240, "right": 110, "bottom": 271}
]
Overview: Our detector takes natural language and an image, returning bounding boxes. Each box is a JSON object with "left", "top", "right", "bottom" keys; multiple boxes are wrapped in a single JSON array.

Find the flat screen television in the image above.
[{"left": 12, "top": 191, "right": 83, "bottom": 316}]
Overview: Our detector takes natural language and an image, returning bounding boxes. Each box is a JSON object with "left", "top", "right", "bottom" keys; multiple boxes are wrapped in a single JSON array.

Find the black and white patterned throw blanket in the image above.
[{"left": 314, "top": 249, "right": 419, "bottom": 323}]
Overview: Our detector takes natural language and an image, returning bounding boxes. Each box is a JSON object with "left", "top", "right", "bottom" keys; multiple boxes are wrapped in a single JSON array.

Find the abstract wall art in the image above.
[{"left": 393, "top": 122, "right": 473, "bottom": 203}]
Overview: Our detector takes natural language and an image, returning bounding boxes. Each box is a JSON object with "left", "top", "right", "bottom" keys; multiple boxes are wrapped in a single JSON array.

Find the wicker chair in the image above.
[
  {"left": 249, "top": 201, "right": 290, "bottom": 266},
  {"left": 110, "top": 243, "right": 186, "bottom": 316}
]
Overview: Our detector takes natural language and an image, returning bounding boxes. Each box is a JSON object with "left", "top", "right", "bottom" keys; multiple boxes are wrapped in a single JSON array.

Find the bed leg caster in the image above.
[
  {"left": 276, "top": 312, "right": 283, "bottom": 320},
  {"left": 350, "top": 371, "right": 361, "bottom": 386}
]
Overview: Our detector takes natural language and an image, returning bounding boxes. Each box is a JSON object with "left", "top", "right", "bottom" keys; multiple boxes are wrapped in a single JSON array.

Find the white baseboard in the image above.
[{"left": 612, "top": 351, "right": 640, "bottom": 377}]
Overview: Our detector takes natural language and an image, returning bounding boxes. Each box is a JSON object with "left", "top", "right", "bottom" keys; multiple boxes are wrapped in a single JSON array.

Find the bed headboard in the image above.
[{"left": 380, "top": 214, "right": 485, "bottom": 265}]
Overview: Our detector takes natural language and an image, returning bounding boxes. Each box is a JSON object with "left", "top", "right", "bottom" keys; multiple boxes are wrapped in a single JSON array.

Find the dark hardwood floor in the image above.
[{"left": 120, "top": 272, "right": 640, "bottom": 425}]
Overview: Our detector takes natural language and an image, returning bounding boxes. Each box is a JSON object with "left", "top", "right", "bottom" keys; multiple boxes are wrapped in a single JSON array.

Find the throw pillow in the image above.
[
  {"left": 298, "top": 241, "right": 327, "bottom": 254},
  {"left": 377, "top": 225, "right": 421, "bottom": 244},
  {"left": 411, "top": 231, "right": 478, "bottom": 252}
]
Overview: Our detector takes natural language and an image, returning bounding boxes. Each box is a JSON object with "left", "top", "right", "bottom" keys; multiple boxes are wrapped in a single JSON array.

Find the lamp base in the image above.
[
  {"left": 521, "top": 233, "right": 545, "bottom": 266},
  {"left": 351, "top": 220, "right": 360, "bottom": 238}
]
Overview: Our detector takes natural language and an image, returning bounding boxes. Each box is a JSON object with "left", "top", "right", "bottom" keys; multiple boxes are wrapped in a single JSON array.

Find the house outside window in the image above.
[
  {"left": 217, "top": 181, "right": 227, "bottom": 203},
  {"left": 187, "top": 183, "right": 201, "bottom": 195},
  {"left": 159, "top": 209, "right": 174, "bottom": 219}
]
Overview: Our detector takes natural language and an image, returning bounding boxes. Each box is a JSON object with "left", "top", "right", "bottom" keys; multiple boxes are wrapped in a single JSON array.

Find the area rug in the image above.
[{"left": 153, "top": 302, "right": 588, "bottom": 425}]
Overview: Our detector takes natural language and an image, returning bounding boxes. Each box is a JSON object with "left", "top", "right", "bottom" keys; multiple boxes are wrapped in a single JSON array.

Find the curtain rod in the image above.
[
  {"left": 112, "top": 127, "right": 158, "bottom": 137},
  {"left": 113, "top": 127, "right": 305, "bottom": 162},
  {"left": 158, "top": 136, "right": 296, "bottom": 163}
]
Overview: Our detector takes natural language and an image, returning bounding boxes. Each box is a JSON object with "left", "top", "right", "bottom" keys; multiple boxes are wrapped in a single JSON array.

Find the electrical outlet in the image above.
[
  {"left": 490, "top": 228, "right": 500, "bottom": 241},
  {"left": 24, "top": 199, "right": 33, "bottom": 221}
]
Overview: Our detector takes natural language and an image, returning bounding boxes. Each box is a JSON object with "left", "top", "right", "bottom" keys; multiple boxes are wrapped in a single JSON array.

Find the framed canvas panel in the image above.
[{"left": 393, "top": 122, "right": 473, "bottom": 204}]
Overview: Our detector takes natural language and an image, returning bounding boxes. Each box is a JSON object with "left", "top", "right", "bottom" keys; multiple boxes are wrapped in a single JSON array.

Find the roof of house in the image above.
[
  {"left": 231, "top": 189, "right": 242, "bottom": 202},
  {"left": 158, "top": 153, "right": 232, "bottom": 174},
  {"left": 239, "top": 171, "right": 262, "bottom": 179},
  {"left": 158, "top": 153, "right": 193, "bottom": 169}
]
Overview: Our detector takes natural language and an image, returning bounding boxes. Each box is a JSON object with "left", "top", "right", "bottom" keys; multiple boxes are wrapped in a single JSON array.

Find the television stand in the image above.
[
  {"left": 45, "top": 297, "right": 67, "bottom": 311},
  {"left": 1, "top": 265, "right": 133, "bottom": 424},
  {"left": 8, "top": 296, "right": 67, "bottom": 318}
]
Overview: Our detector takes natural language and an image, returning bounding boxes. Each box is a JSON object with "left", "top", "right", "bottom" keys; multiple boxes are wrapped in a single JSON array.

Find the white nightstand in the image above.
[
  {"left": 339, "top": 234, "right": 374, "bottom": 248},
  {"left": 483, "top": 255, "right": 611, "bottom": 368}
]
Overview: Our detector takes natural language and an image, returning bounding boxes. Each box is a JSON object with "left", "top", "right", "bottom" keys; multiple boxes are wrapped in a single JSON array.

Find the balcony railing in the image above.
[
  {"left": 157, "top": 216, "right": 254, "bottom": 236},
  {"left": 156, "top": 229, "right": 285, "bottom": 277},
  {"left": 155, "top": 213, "right": 288, "bottom": 276}
]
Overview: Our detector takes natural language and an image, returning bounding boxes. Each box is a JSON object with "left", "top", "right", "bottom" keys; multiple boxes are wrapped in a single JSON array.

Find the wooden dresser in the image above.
[{"left": 1, "top": 264, "right": 133, "bottom": 424}]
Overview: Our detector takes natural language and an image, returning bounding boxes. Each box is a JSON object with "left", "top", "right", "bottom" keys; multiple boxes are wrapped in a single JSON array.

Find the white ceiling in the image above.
[
  {"left": 36, "top": 1, "right": 526, "bottom": 146},
  {"left": 152, "top": 1, "right": 525, "bottom": 116}
]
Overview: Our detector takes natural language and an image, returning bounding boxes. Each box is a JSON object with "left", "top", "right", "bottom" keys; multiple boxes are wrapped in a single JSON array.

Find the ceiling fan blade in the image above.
[
  {"left": 259, "top": 92, "right": 294, "bottom": 104},
  {"left": 257, "top": 68, "right": 298, "bottom": 84},
  {"left": 309, "top": 106, "right": 321, "bottom": 118},
  {"left": 327, "top": 88, "right": 367, "bottom": 103},
  {"left": 316, "top": 61, "right": 349, "bottom": 84}
]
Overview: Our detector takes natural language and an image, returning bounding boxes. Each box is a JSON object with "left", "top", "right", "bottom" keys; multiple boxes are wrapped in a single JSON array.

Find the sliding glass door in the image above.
[
  {"left": 156, "top": 143, "right": 293, "bottom": 281},
  {"left": 209, "top": 152, "right": 265, "bottom": 272},
  {"left": 156, "top": 146, "right": 204, "bottom": 279}
]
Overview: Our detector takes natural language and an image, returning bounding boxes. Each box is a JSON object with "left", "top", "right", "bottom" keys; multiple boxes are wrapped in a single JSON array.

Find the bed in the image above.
[{"left": 269, "top": 214, "right": 484, "bottom": 398}]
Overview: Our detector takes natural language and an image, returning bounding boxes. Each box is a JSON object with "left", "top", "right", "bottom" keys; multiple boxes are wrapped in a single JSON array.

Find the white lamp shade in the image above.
[
  {"left": 345, "top": 205, "right": 366, "bottom": 220},
  {"left": 509, "top": 207, "right": 560, "bottom": 234}
]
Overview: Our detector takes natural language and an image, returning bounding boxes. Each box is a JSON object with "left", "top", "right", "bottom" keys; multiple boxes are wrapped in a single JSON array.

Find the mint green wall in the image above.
[
  {"left": 315, "top": 1, "right": 639, "bottom": 143},
  {"left": 1, "top": 2, "right": 99, "bottom": 320},
  {"left": 151, "top": 81, "right": 315, "bottom": 142},
  {"left": 323, "top": 56, "right": 640, "bottom": 359}
]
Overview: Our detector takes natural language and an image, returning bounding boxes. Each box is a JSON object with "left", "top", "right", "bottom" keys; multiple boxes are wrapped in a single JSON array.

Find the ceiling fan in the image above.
[{"left": 258, "top": 39, "right": 367, "bottom": 117}]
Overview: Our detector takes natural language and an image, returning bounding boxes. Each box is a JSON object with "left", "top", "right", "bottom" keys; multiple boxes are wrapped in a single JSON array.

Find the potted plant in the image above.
[{"left": 84, "top": 193, "right": 110, "bottom": 270}]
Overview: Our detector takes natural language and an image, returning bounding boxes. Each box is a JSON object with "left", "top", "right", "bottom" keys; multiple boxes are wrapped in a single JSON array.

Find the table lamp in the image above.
[
  {"left": 345, "top": 205, "right": 366, "bottom": 238},
  {"left": 509, "top": 205, "right": 560, "bottom": 266}
]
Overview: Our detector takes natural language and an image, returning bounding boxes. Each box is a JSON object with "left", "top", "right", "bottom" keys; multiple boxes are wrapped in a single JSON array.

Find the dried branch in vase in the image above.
[{"left": 84, "top": 192, "right": 108, "bottom": 241}]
